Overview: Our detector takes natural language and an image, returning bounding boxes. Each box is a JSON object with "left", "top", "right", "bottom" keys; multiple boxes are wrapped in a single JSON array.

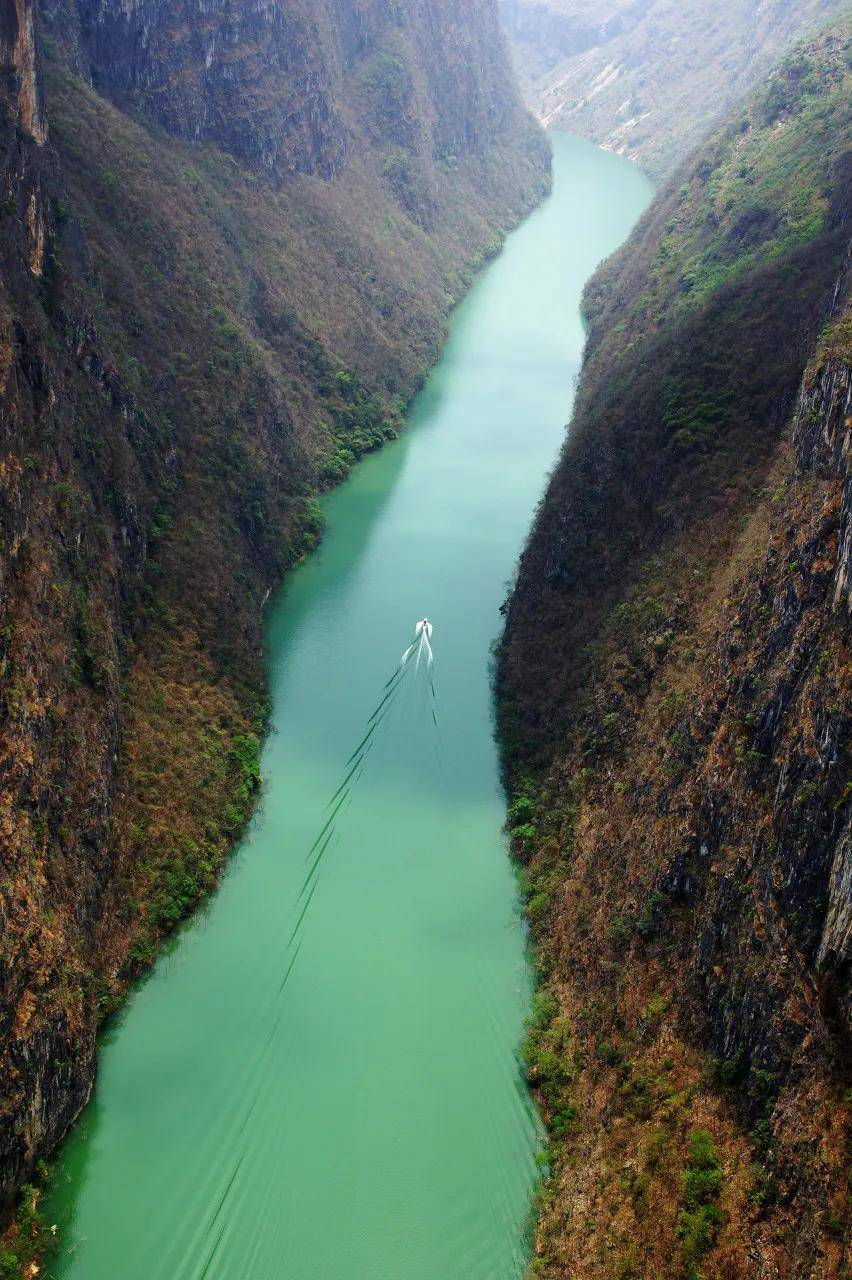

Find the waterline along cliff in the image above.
[
  {"left": 499, "top": 18, "right": 851, "bottom": 1279},
  {"left": 0, "top": 0, "right": 548, "bottom": 1225}
]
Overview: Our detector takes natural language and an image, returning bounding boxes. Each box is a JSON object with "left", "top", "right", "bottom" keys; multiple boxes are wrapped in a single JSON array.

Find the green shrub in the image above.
[
  {"left": 683, "top": 1161, "right": 724, "bottom": 1209},
  {"left": 596, "top": 1039, "right": 622, "bottom": 1068},
  {"left": 748, "top": 1163, "right": 777, "bottom": 1211},
  {"left": 525, "top": 891, "right": 550, "bottom": 923},
  {"left": 290, "top": 497, "right": 325, "bottom": 561},
  {"left": 643, "top": 994, "right": 668, "bottom": 1022},
  {"left": 678, "top": 1130, "right": 724, "bottom": 1276},
  {"left": 550, "top": 1103, "right": 578, "bottom": 1137},
  {"left": 636, "top": 890, "right": 665, "bottom": 938},
  {"left": 0, "top": 1252, "right": 19, "bottom": 1280},
  {"left": 527, "top": 989, "right": 558, "bottom": 1032},
  {"left": 606, "top": 914, "right": 633, "bottom": 946},
  {"left": 230, "top": 733, "right": 261, "bottom": 801},
  {"left": 678, "top": 1203, "right": 723, "bottom": 1275},
  {"left": 123, "top": 936, "right": 156, "bottom": 975},
  {"left": 507, "top": 794, "right": 535, "bottom": 826},
  {"left": 360, "top": 50, "right": 412, "bottom": 119},
  {"left": 511, "top": 822, "right": 537, "bottom": 853},
  {"left": 14, "top": 1182, "right": 46, "bottom": 1266}
]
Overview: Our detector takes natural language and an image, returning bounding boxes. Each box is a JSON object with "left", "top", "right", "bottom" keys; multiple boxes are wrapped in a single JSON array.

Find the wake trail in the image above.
[
  {"left": 288, "top": 875, "right": 322, "bottom": 947},
  {"left": 207, "top": 1155, "right": 245, "bottom": 1239},
  {"left": 277, "top": 940, "right": 303, "bottom": 995},
  {"left": 303, "top": 790, "right": 350, "bottom": 862},
  {"left": 299, "top": 829, "right": 336, "bottom": 900},
  {"left": 202, "top": 620, "right": 444, "bottom": 1255},
  {"left": 195, "top": 1222, "right": 228, "bottom": 1280}
]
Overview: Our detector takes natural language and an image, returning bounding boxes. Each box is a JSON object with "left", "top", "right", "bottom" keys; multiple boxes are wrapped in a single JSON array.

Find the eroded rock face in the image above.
[
  {"left": 499, "top": 0, "right": 650, "bottom": 73},
  {"left": 0, "top": 25, "right": 122, "bottom": 1203},
  {"left": 39, "top": 0, "right": 524, "bottom": 180},
  {"left": 1, "top": 0, "right": 47, "bottom": 142},
  {"left": 500, "top": 272, "right": 852, "bottom": 1280},
  {"left": 805, "top": 353, "right": 852, "bottom": 1032},
  {"left": 685, "top": 326, "right": 852, "bottom": 1089},
  {"left": 62, "top": 0, "right": 347, "bottom": 178}
]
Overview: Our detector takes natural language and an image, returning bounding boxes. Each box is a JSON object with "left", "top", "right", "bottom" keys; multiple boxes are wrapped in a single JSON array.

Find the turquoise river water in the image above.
[{"left": 46, "top": 134, "right": 651, "bottom": 1280}]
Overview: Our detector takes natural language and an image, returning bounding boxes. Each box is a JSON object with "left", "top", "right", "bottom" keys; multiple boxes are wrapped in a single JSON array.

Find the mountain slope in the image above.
[
  {"left": 0, "top": 0, "right": 549, "bottom": 1227},
  {"left": 499, "top": 21, "right": 852, "bottom": 1278},
  {"left": 501, "top": 0, "right": 849, "bottom": 180}
]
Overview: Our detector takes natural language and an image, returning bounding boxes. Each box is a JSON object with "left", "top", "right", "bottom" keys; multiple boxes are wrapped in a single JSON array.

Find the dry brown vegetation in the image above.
[
  {"left": 500, "top": 23, "right": 852, "bottom": 1279},
  {"left": 0, "top": 0, "right": 549, "bottom": 1238},
  {"left": 508, "top": 281, "right": 852, "bottom": 1280}
]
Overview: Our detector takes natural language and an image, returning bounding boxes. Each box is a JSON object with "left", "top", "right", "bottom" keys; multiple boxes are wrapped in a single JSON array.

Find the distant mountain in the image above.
[{"left": 501, "top": 0, "right": 850, "bottom": 179}]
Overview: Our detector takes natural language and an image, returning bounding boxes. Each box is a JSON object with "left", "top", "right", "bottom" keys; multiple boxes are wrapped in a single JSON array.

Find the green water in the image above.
[{"left": 46, "top": 135, "right": 651, "bottom": 1280}]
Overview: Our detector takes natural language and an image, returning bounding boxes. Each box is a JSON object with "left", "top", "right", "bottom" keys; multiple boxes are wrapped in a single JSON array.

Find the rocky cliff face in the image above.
[
  {"left": 500, "top": 0, "right": 650, "bottom": 74},
  {"left": 500, "top": 22, "right": 851, "bottom": 1279},
  {"left": 59, "top": 0, "right": 348, "bottom": 178},
  {"left": 501, "top": 0, "right": 848, "bottom": 180},
  {"left": 0, "top": 0, "right": 103, "bottom": 1220},
  {"left": 40, "top": 0, "right": 526, "bottom": 182},
  {"left": 0, "top": 0, "right": 548, "bottom": 1228},
  {"left": 1, "top": 0, "right": 46, "bottom": 142}
]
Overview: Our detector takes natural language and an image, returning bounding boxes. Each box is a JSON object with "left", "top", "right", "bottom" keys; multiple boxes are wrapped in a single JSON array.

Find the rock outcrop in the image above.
[
  {"left": 2, "top": 1, "right": 46, "bottom": 144},
  {"left": 41, "top": 0, "right": 527, "bottom": 183}
]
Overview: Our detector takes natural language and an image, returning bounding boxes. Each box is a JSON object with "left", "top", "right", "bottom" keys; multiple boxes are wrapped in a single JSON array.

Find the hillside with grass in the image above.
[
  {"left": 0, "top": 0, "right": 549, "bottom": 1234},
  {"left": 499, "top": 20, "right": 852, "bottom": 1278},
  {"left": 501, "top": 0, "right": 849, "bottom": 180}
]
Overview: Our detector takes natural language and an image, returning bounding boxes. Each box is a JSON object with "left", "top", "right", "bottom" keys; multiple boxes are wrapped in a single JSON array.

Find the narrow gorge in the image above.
[
  {"left": 0, "top": 1, "right": 849, "bottom": 1279},
  {"left": 42, "top": 134, "right": 651, "bottom": 1280}
]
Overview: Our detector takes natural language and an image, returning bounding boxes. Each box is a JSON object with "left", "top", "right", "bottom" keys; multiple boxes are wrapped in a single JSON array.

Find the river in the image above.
[{"left": 46, "top": 134, "right": 652, "bottom": 1280}]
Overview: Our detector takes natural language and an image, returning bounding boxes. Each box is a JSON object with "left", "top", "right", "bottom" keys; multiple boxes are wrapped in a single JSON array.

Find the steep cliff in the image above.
[
  {"left": 500, "top": 21, "right": 852, "bottom": 1278},
  {"left": 0, "top": 0, "right": 548, "bottom": 1232},
  {"left": 501, "top": 0, "right": 848, "bottom": 180},
  {"left": 43, "top": 0, "right": 531, "bottom": 188}
]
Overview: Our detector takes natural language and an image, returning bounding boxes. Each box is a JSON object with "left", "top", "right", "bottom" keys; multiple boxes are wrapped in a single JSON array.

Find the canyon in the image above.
[
  {"left": 501, "top": 0, "right": 849, "bottom": 178},
  {"left": 0, "top": 0, "right": 547, "bottom": 1229},
  {"left": 0, "top": 0, "right": 849, "bottom": 1277}
]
